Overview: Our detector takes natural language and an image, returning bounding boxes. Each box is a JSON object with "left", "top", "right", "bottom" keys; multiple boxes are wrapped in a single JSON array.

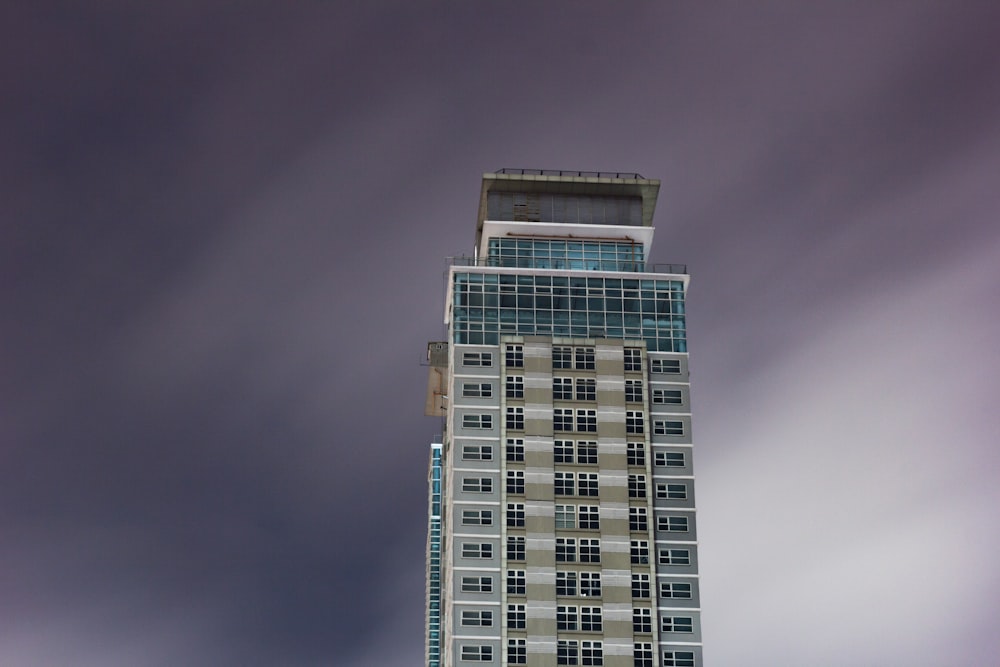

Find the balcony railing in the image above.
[
  {"left": 447, "top": 256, "right": 687, "bottom": 275},
  {"left": 495, "top": 168, "right": 646, "bottom": 179}
]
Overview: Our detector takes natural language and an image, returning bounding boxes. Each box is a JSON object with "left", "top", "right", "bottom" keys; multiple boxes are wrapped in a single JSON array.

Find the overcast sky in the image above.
[{"left": 2, "top": 3, "right": 999, "bottom": 666}]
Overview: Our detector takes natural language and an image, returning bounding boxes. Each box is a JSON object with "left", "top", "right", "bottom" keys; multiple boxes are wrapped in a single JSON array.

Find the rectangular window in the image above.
[
  {"left": 630, "top": 539, "right": 650, "bottom": 564},
  {"left": 554, "top": 472, "right": 574, "bottom": 496},
  {"left": 507, "top": 503, "right": 525, "bottom": 527},
  {"left": 508, "top": 639, "right": 526, "bottom": 665},
  {"left": 659, "top": 548, "right": 691, "bottom": 566},
  {"left": 663, "top": 651, "right": 695, "bottom": 667},
  {"left": 660, "top": 582, "right": 693, "bottom": 599},
  {"left": 553, "top": 346, "right": 572, "bottom": 369},
  {"left": 507, "top": 604, "right": 526, "bottom": 629},
  {"left": 555, "top": 504, "right": 576, "bottom": 529},
  {"left": 653, "top": 420, "right": 684, "bottom": 436},
  {"left": 461, "top": 576, "right": 493, "bottom": 593},
  {"left": 626, "top": 410, "right": 644, "bottom": 434},
  {"left": 557, "top": 605, "right": 578, "bottom": 631},
  {"left": 463, "top": 352, "right": 493, "bottom": 367},
  {"left": 461, "top": 509, "right": 493, "bottom": 526},
  {"left": 629, "top": 506, "right": 648, "bottom": 532},
  {"left": 553, "top": 377, "right": 573, "bottom": 400},
  {"left": 624, "top": 347, "right": 642, "bottom": 372},
  {"left": 575, "top": 377, "right": 596, "bottom": 401},
  {"left": 463, "top": 414, "right": 493, "bottom": 430},
  {"left": 657, "top": 515, "right": 690, "bottom": 532},
  {"left": 506, "top": 470, "right": 524, "bottom": 495},
  {"left": 656, "top": 483, "right": 688, "bottom": 500},
  {"left": 634, "top": 643, "right": 654, "bottom": 667},
  {"left": 506, "top": 375, "right": 524, "bottom": 399},
  {"left": 650, "top": 358, "right": 681, "bottom": 374},
  {"left": 580, "top": 571, "right": 601, "bottom": 597},
  {"left": 576, "top": 441, "right": 598, "bottom": 465},
  {"left": 627, "top": 442, "right": 645, "bottom": 466},
  {"left": 556, "top": 537, "right": 577, "bottom": 562},
  {"left": 633, "top": 608, "right": 652, "bottom": 633},
  {"left": 580, "top": 607, "right": 602, "bottom": 632},
  {"left": 462, "top": 382, "right": 493, "bottom": 398},
  {"left": 557, "top": 640, "right": 579, "bottom": 666},
  {"left": 507, "top": 535, "right": 525, "bottom": 561},
  {"left": 578, "top": 505, "right": 600, "bottom": 530},
  {"left": 578, "top": 473, "right": 599, "bottom": 497},
  {"left": 575, "top": 347, "right": 595, "bottom": 370},
  {"left": 462, "top": 477, "right": 493, "bottom": 493},
  {"left": 461, "top": 542, "right": 493, "bottom": 559},
  {"left": 655, "top": 451, "right": 686, "bottom": 467},
  {"left": 554, "top": 439, "right": 574, "bottom": 463},
  {"left": 506, "top": 406, "right": 524, "bottom": 430},
  {"left": 505, "top": 344, "right": 524, "bottom": 368},
  {"left": 628, "top": 474, "right": 647, "bottom": 499},
  {"left": 554, "top": 408, "right": 573, "bottom": 432},
  {"left": 460, "top": 645, "right": 493, "bottom": 662},
  {"left": 631, "top": 573, "right": 650, "bottom": 598},
  {"left": 581, "top": 640, "right": 603, "bottom": 666},
  {"left": 662, "top": 616, "right": 694, "bottom": 633},
  {"left": 506, "top": 438, "right": 524, "bottom": 462},
  {"left": 462, "top": 444, "right": 493, "bottom": 461},
  {"left": 652, "top": 388, "right": 683, "bottom": 405},
  {"left": 556, "top": 571, "right": 577, "bottom": 596},
  {"left": 507, "top": 570, "right": 525, "bottom": 595},
  {"left": 579, "top": 538, "right": 600, "bottom": 563},
  {"left": 625, "top": 380, "right": 643, "bottom": 403},
  {"left": 461, "top": 610, "right": 494, "bottom": 627},
  {"left": 576, "top": 409, "right": 597, "bottom": 433}
]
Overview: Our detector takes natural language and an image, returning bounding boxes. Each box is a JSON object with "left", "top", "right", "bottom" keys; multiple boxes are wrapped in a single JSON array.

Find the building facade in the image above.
[{"left": 425, "top": 170, "right": 701, "bottom": 667}]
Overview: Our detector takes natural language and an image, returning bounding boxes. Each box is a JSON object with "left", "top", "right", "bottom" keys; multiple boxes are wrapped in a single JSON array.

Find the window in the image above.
[
  {"left": 626, "top": 410, "right": 644, "bottom": 434},
  {"left": 506, "top": 375, "right": 524, "bottom": 399},
  {"left": 555, "top": 504, "right": 576, "bottom": 529},
  {"left": 506, "top": 438, "right": 524, "bottom": 462},
  {"left": 578, "top": 473, "right": 599, "bottom": 497},
  {"left": 556, "top": 571, "right": 577, "bottom": 596},
  {"left": 462, "top": 444, "right": 493, "bottom": 461},
  {"left": 461, "top": 576, "right": 493, "bottom": 593},
  {"left": 656, "top": 483, "right": 688, "bottom": 500},
  {"left": 462, "top": 509, "right": 493, "bottom": 526},
  {"left": 508, "top": 638, "right": 526, "bottom": 665},
  {"left": 508, "top": 604, "right": 526, "bottom": 629},
  {"left": 463, "top": 414, "right": 493, "bottom": 430},
  {"left": 579, "top": 505, "right": 600, "bottom": 530},
  {"left": 624, "top": 347, "right": 642, "bottom": 372},
  {"left": 655, "top": 451, "right": 686, "bottom": 467},
  {"left": 553, "top": 377, "right": 573, "bottom": 400},
  {"left": 576, "top": 409, "right": 597, "bottom": 432},
  {"left": 507, "top": 570, "right": 525, "bottom": 595},
  {"left": 663, "top": 651, "right": 695, "bottom": 667},
  {"left": 581, "top": 607, "right": 602, "bottom": 632},
  {"left": 634, "top": 643, "right": 654, "bottom": 667},
  {"left": 553, "top": 346, "right": 572, "bottom": 369},
  {"left": 581, "top": 640, "right": 603, "bottom": 666},
  {"left": 629, "top": 506, "right": 648, "bottom": 532},
  {"left": 557, "top": 639, "right": 579, "bottom": 665},
  {"left": 554, "top": 408, "right": 573, "bottom": 432},
  {"left": 557, "top": 605, "right": 578, "bottom": 630},
  {"left": 662, "top": 616, "right": 694, "bottom": 633},
  {"left": 650, "top": 358, "right": 681, "bottom": 374},
  {"left": 462, "top": 382, "right": 493, "bottom": 398},
  {"left": 461, "top": 610, "right": 493, "bottom": 627},
  {"left": 555, "top": 472, "right": 574, "bottom": 496},
  {"left": 631, "top": 573, "right": 650, "bottom": 598},
  {"left": 556, "top": 537, "right": 577, "bottom": 562},
  {"left": 580, "top": 538, "right": 600, "bottom": 563},
  {"left": 625, "top": 380, "right": 643, "bottom": 403},
  {"left": 657, "top": 515, "right": 690, "bottom": 532},
  {"left": 575, "top": 347, "right": 595, "bottom": 370},
  {"left": 460, "top": 645, "right": 493, "bottom": 662},
  {"left": 462, "top": 542, "right": 493, "bottom": 559},
  {"left": 577, "top": 441, "right": 598, "bottom": 465},
  {"left": 463, "top": 352, "right": 493, "bottom": 367},
  {"left": 652, "top": 388, "right": 683, "bottom": 405},
  {"left": 506, "top": 344, "right": 523, "bottom": 368},
  {"left": 653, "top": 420, "right": 684, "bottom": 436},
  {"left": 554, "top": 440, "right": 574, "bottom": 463},
  {"left": 628, "top": 474, "right": 647, "bottom": 499},
  {"left": 633, "top": 608, "right": 652, "bottom": 633},
  {"left": 580, "top": 571, "right": 601, "bottom": 597},
  {"left": 627, "top": 442, "right": 645, "bottom": 466},
  {"left": 507, "top": 503, "right": 525, "bottom": 527},
  {"left": 506, "top": 470, "right": 524, "bottom": 495},
  {"left": 575, "top": 377, "right": 596, "bottom": 401},
  {"left": 463, "top": 477, "right": 493, "bottom": 493},
  {"left": 506, "top": 406, "right": 524, "bottom": 430},
  {"left": 660, "top": 582, "right": 693, "bottom": 599},
  {"left": 630, "top": 539, "right": 650, "bottom": 564},
  {"left": 507, "top": 535, "right": 525, "bottom": 561},
  {"left": 659, "top": 548, "right": 691, "bottom": 566}
]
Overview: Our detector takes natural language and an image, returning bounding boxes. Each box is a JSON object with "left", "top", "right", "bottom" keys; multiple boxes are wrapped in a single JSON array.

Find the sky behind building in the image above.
[{"left": 2, "top": 3, "right": 999, "bottom": 666}]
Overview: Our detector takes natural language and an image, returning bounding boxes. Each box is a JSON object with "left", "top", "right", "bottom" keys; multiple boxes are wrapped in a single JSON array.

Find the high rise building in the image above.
[{"left": 425, "top": 170, "right": 701, "bottom": 667}]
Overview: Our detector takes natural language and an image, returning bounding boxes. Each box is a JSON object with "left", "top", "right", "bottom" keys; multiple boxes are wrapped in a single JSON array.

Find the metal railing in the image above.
[
  {"left": 495, "top": 168, "right": 645, "bottom": 179},
  {"left": 446, "top": 256, "right": 687, "bottom": 275}
]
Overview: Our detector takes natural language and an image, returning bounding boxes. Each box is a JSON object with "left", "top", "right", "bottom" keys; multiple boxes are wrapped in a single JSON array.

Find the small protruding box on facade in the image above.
[{"left": 425, "top": 342, "right": 449, "bottom": 417}]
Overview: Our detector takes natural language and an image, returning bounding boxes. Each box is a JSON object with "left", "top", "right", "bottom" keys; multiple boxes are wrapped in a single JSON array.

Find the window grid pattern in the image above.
[{"left": 487, "top": 237, "right": 645, "bottom": 270}]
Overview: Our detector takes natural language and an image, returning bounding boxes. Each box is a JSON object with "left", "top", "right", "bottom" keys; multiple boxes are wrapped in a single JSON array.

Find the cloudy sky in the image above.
[{"left": 3, "top": 3, "right": 999, "bottom": 666}]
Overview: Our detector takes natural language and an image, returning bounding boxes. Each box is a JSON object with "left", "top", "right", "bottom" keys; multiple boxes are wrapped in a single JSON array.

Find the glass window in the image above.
[
  {"left": 659, "top": 548, "right": 691, "bottom": 566},
  {"left": 624, "top": 347, "right": 642, "bottom": 372},
  {"left": 629, "top": 506, "right": 648, "bottom": 532},
  {"left": 507, "top": 570, "right": 525, "bottom": 595},
  {"left": 556, "top": 571, "right": 577, "bottom": 596},
  {"left": 657, "top": 515, "right": 690, "bottom": 532},
  {"left": 625, "top": 380, "right": 643, "bottom": 403},
  {"left": 508, "top": 604, "right": 526, "bottom": 629},
  {"left": 506, "top": 406, "right": 524, "bottom": 430},
  {"left": 462, "top": 444, "right": 493, "bottom": 461},
  {"left": 553, "top": 377, "right": 573, "bottom": 400},
  {"left": 506, "top": 470, "right": 524, "bottom": 494},
  {"left": 505, "top": 344, "right": 523, "bottom": 368},
  {"left": 655, "top": 451, "right": 686, "bottom": 467},
  {"left": 575, "top": 377, "right": 596, "bottom": 401},
  {"left": 507, "top": 503, "right": 525, "bottom": 527},
  {"left": 462, "top": 352, "right": 493, "bottom": 367},
  {"left": 662, "top": 616, "right": 694, "bottom": 633},
  {"left": 462, "top": 382, "right": 492, "bottom": 398},
  {"left": 506, "top": 438, "right": 524, "bottom": 462},
  {"left": 652, "top": 388, "right": 683, "bottom": 405},
  {"left": 633, "top": 608, "right": 652, "bottom": 633},
  {"left": 653, "top": 420, "right": 684, "bottom": 436},
  {"left": 506, "top": 375, "right": 524, "bottom": 398},
  {"left": 651, "top": 358, "right": 681, "bottom": 374},
  {"left": 627, "top": 442, "right": 645, "bottom": 466},
  {"left": 463, "top": 414, "right": 493, "bottom": 430}
]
